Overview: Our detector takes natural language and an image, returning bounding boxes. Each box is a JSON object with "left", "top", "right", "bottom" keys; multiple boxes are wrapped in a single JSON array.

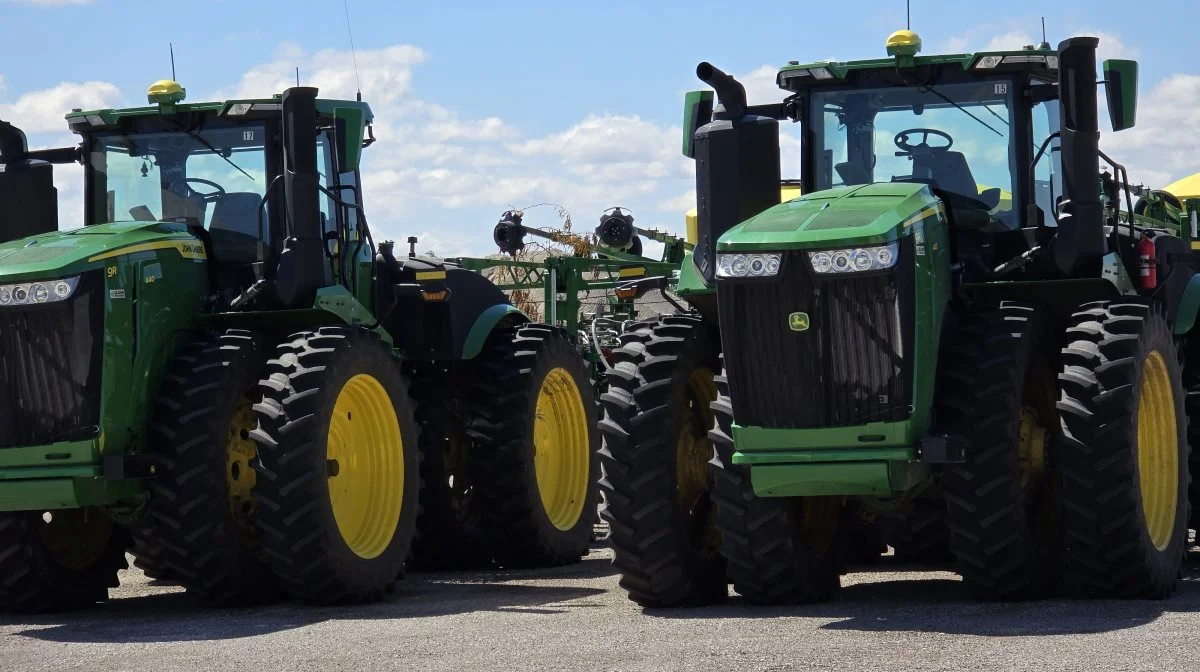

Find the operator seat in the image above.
[
  {"left": 208, "top": 192, "right": 263, "bottom": 265},
  {"left": 914, "top": 151, "right": 979, "bottom": 200}
]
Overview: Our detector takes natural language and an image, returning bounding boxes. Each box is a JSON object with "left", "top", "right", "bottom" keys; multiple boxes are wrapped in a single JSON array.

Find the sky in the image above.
[{"left": 1, "top": 0, "right": 1198, "bottom": 256}]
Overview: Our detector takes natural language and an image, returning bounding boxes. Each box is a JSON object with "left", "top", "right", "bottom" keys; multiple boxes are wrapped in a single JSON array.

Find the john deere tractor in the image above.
[
  {"left": 0, "top": 79, "right": 598, "bottom": 612},
  {"left": 600, "top": 31, "right": 1200, "bottom": 606}
]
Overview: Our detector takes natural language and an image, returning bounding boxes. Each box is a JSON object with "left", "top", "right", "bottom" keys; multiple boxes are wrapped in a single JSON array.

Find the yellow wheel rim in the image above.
[
  {"left": 1137, "top": 350, "right": 1179, "bottom": 551},
  {"left": 327, "top": 374, "right": 405, "bottom": 559},
  {"left": 226, "top": 397, "right": 258, "bottom": 533},
  {"left": 677, "top": 368, "right": 718, "bottom": 557},
  {"left": 533, "top": 367, "right": 590, "bottom": 531}
]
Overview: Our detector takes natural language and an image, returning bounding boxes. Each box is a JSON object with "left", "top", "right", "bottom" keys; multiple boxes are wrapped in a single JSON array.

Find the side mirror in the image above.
[
  {"left": 1103, "top": 59, "right": 1138, "bottom": 132},
  {"left": 333, "top": 107, "right": 366, "bottom": 173},
  {"left": 682, "top": 90, "right": 714, "bottom": 159}
]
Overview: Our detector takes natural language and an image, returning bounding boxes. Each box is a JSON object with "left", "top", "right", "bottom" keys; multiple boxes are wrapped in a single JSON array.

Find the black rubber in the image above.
[
  {"left": 1183, "top": 342, "right": 1200, "bottom": 535},
  {"left": 597, "top": 315, "right": 727, "bottom": 607},
  {"left": 251, "top": 326, "right": 421, "bottom": 604},
  {"left": 0, "top": 509, "right": 127, "bottom": 613},
  {"left": 464, "top": 323, "right": 600, "bottom": 568},
  {"left": 711, "top": 354, "right": 849, "bottom": 605},
  {"left": 146, "top": 329, "right": 277, "bottom": 606},
  {"left": 407, "top": 362, "right": 490, "bottom": 571},
  {"left": 1058, "top": 300, "right": 1189, "bottom": 598},
  {"left": 129, "top": 530, "right": 174, "bottom": 581},
  {"left": 942, "top": 302, "right": 1061, "bottom": 600},
  {"left": 879, "top": 498, "right": 952, "bottom": 565}
]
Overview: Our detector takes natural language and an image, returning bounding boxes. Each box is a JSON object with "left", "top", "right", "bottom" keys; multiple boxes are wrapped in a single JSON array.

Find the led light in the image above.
[
  {"left": 810, "top": 252, "right": 833, "bottom": 273},
  {"left": 975, "top": 55, "right": 1003, "bottom": 69},
  {"left": 85, "top": 114, "right": 105, "bottom": 126},
  {"left": 809, "top": 66, "right": 834, "bottom": 80},
  {"left": 1045, "top": 55, "right": 1059, "bottom": 70},
  {"left": 1003, "top": 54, "right": 1045, "bottom": 64},
  {"left": 226, "top": 103, "right": 253, "bottom": 116},
  {"left": 715, "top": 253, "right": 783, "bottom": 278},
  {"left": 0, "top": 275, "right": 80, "bottom": 307},
  {"left": 808, "top": 242, "right": 899, "bottom": 274},
  {"left": 731, "top": 255, "right": 749, "bottom": 276}
]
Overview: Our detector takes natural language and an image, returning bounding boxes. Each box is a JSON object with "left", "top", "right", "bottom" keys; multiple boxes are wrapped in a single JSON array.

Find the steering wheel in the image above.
[
  {"left": 170, "top": 177, "right": 226, "bottom": 203},
  {"left": 894, "top": 128, "right": 954, "bottom": 155}
]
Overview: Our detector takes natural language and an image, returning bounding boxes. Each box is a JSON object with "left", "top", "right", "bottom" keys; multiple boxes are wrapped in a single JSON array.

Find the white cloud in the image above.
[
  {"left": 1101, "top": 74, "right": 1200, "bottom": 188},
  {"left": 0, "top": 80, "right": 121, "bottom": 133},
  {"left": 657, "top": 189, "right": 696, "bottom": 213}
]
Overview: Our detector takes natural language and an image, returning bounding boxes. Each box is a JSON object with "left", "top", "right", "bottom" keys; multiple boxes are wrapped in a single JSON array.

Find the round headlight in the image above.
[
  {"left": 11, "top": 285, "right": 29, "bottom": 304},
  {"left": 748, "top": 255, "right": 766, "bottom": 276},
  {"left": 831, "top": 251, "right": 852, "bottom": 272},
  {"left": 31, "top": 283, "right": 49, "bottom": 303},
  {"left": 0, "top": 287, "right": 10, "bottom": 305},
  {"left": 731, "top": 255, "right": 749, "bottom": 276},
  {"left": 810, "top": 252, "right": 832, "bottom": 273},
  {"left": 850, "top": 249, "right": 873, "bottom": 271},
  {"left": 874, "top": 245, "right": 894, "bottom": 267},
  {"left": 53, "top": 281, "right": 72, "bottom": 299},
  {"left": 764, "top": 255, "right": 781, "bottom": 275}
]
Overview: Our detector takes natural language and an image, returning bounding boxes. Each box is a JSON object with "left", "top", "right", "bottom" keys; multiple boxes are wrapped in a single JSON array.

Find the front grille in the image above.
[
  {"left": 717, "top": 248, "right": 912, "bottom": 429},
  {"left": 0, "top": 273, "right": 103, "bottom": 447}
]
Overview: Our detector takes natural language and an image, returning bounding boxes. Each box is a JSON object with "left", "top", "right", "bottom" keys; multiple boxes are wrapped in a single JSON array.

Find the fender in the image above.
[
  {"left": 1172, "top": 272, "right": 1200, "bottom": 335},
  {"left": 462, "top": 303, "right": 528, "bottom": 359}
]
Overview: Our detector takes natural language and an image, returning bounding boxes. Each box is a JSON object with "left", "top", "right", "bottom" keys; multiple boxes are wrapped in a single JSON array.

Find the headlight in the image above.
[
  {"left": 807, "top": 242, "right": 898, "bottom": 274},
  {"left": 0, "top": 275, "right": 81, "bottom": 306},
  {"left": 716, "top": 253, "right": 783, "bottom": 278}
]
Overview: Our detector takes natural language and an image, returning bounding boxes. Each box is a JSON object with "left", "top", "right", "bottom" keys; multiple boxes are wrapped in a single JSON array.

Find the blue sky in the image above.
[{"left": 2, "top": 0, "right": 1197, "bottom": 255}]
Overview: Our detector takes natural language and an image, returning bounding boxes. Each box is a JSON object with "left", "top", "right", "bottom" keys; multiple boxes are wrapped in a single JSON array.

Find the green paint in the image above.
[
  {"left": 750, "top": 462, "right": 895, "bottom": 497},
  {"left": 674, "top": 249, "right": 714, "bottom": 296},
  {"left": 1102, "top": 59, "right": 1139, "bottom": 131},
  {"left": 734, "top": 422, "right": 915, "bottom": 451},
  {"left": 716, "top": 182, "right": 936, "bottom": 251},
  {"left": 682, "top": 90, "right": 714, "bottom": 158},
  {"left": 462, "top": 304, "right": 526, "bottom": 359},
  {"left": 776, "top": 45, "right": 1058, "bottom": 92},
  {"left": 1174, "top": 273, "right": 1200, "bottom": 335},
  {"left": 334, "top": 106, "right": 367, "bottom": 172}
]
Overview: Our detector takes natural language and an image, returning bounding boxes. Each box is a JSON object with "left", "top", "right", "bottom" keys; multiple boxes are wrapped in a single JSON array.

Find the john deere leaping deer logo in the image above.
[{"left": 788, "top": 311, "right": 810, "bottom": 332}]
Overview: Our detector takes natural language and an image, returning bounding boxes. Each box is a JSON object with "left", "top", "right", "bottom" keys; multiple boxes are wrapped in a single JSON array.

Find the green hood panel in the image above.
[
  {"left": 0, "top": 221, "right": 201, "bottom": 282},
  {"left": 717, "top": 182, "right": 942, "bottom": 251}
]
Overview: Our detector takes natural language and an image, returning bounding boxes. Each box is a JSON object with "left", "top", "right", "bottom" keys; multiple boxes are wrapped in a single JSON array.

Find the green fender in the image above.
[
  {"left": 1174, "top": 273, "right": 1200, "bottom": 335},
  {"left": 461, "top": 304, "right": 529, "bottom": 359}
]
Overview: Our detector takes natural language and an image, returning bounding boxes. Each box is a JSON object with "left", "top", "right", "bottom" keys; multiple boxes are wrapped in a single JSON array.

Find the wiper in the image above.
[
  {"left": 919, "top": 83, "right": 1003, "bottom": 138},
  {"left": 174, "top": 122, "right": 254, "bottom": 182}
]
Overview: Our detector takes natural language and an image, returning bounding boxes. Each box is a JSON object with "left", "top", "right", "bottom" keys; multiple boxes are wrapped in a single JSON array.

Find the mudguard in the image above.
[{"left": 1172, "top": 272, "right": 1200, "bottom": 335}]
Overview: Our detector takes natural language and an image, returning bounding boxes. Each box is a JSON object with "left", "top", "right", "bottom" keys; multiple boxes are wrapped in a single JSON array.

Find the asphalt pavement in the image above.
[{"left": 3, "top": 539, "right": 1200, "bottom": 672}]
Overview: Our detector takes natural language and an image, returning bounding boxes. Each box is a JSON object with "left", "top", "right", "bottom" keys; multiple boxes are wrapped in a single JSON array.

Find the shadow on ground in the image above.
[
  {"left": 4, "top": 548, "right": 615, "bottom": 644},
  {"left": 640, "top": 555, "right": 1200, "bottom": 637}
]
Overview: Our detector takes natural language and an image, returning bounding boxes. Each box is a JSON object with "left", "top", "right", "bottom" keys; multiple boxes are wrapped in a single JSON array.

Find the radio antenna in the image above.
[
  {"left": 170, "top": 43, "right": 177, "bottom": 80},
  {"left": 296, "top": 66, "right": 301, "bottom": 86},
  {"left": 342, "top": 0, "right": 363, "bottom": 101},
  {"left": 906, "top": 0, "right": 911, "bottom": 30}
]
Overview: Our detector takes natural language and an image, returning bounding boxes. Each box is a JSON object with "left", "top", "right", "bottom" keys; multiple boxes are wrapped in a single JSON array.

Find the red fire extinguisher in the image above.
[{"left": 1137, "top": 232, "right": 1157, "bottom": 290}]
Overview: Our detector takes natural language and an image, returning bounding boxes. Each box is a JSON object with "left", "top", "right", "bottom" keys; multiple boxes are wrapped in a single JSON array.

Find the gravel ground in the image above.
[{"left": 4, "top": 540, "right": 1200, "bottom": 672}]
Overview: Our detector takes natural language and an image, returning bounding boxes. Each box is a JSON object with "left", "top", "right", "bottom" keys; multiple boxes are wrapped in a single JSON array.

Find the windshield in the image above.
[
  {"left": 811, "top": 79, "right": 1018, "bottom": 229},
  {"left": 87, "top": 123, "right": 269, "bottom": 229}
]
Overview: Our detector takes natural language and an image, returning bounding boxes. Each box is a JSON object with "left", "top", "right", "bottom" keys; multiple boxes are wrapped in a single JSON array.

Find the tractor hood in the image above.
[
  {"left": 716, "top": 182, "right": 943, "bottom": 252},
  {"left": 0, "top": 221, "right": 203, "bottom": 282}
]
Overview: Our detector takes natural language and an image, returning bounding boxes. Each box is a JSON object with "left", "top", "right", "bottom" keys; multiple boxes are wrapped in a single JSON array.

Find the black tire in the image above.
[
  {"left": 251, "top": 327, "right": 420, "bottom": 604},
  {"left": 1058, "top": 300, "right": 1189, "bottom": 598},
  {"left": 0, "top": 508, "right": 127, "bottom": 613},
  {"left": 598, "top": 315, "right": 727, "bottom": 607},
  {"left": 464, "top": 323, "right": 599, "bottom": 568},
  {"left": 711, "top": 355, "right": 849, "bottom": 605},
  {"left": 879, "top": 499, "right": 952, "bottom": 565},
  {"left": 942, "top": 302, "right": 1061, "bottom": 600},
  {"left": 1182, "top": 345, "right": 1200, "bottom": 536},
  {"left": 129, "top": 528, "right": 174, "bottom": 581},
  {"left": 146, "top": 329, "right": 277, "bottom": 606},
  {"left": 407, "top": 363, "right": 490, "bottom": 571}
]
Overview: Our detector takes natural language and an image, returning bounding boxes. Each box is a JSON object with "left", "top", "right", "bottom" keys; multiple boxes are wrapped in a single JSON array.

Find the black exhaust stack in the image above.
[
  {"left": 692, "top": 63, "right": 780, "bottom": 283},
  {"left": 0, "top": 120, "right": 58, "bottom": 243},
  {"left": 1054, "top": 37, "right": 1105, "bottom": 277},
  {"left": 273, "top": 87, "right": 327, "bottom": 308}
]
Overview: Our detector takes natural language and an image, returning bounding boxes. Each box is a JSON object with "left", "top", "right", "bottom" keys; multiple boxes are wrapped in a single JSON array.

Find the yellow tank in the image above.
[
  {"left": 1163, "top": 173, "right": 1200, "bottom": 201},
  {"left": 684, "top": 182, "right": 803, "bottom": 245}
]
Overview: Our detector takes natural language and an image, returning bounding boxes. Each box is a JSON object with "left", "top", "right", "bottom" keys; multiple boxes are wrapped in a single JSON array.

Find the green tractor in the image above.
[
  {"left": 0, "top": 78, "right": 599, "bottom": 612},
  {"left": 600, "top": 30, "right": 1200, "bottom": 606}
]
